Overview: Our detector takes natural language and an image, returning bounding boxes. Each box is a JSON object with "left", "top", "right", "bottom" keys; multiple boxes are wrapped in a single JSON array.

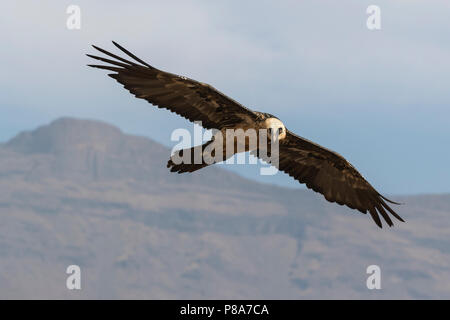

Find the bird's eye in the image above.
[{"left": 278, "top": 127, "right": 283, "bottom": 134}]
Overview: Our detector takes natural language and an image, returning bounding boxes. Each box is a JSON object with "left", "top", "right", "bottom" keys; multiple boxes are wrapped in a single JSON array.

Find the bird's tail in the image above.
[{"left": 167, "top": 141, "right": 217, "bottom": 173}]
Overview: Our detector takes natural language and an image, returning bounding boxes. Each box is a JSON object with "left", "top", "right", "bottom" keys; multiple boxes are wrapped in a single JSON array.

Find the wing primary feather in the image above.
[
  {"left": 87, "top": 64, "right": 122, "bottom": 72},
  {"left": 379, "top": 193, "right": 404, "bottom": 205},
  {"left": 379, "top": 198, "right": 405, "bottom": 222},
  {"left": 375, "top": 203, "right": 393, "bottom": 227},
  {"left": 368, "top": 207, "right": 382, "bottom": 228},
  {"left": 86, "top": 54, "right": 130, "bottom": 68},
  {"left": 91, "top": 45, "right": 138, "bottom": 66},
  {"left": 112, "top": 41, "right": 154, "bottom": 68}
]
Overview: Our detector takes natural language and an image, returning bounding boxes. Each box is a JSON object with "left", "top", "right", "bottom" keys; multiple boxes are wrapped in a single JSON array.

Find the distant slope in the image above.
[{"left": 0, "top": 118, "right": 449, "bottom": 299}]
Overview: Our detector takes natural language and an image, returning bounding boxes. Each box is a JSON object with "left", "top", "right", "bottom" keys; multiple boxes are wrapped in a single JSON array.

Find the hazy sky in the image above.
[{"left": 1, "top": 1, "right": 450, "bottom": 194}]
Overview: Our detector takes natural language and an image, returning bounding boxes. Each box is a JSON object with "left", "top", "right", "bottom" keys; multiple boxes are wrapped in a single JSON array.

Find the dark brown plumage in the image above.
[
  {"left": 87, "top": 41, "right": 404, "bottom": 228},
  {"left": 87, "top": 42, "right": 257, "bottom": 130},
  {"left": 252, "top": 131, "right": 404, "bottom": 228}
]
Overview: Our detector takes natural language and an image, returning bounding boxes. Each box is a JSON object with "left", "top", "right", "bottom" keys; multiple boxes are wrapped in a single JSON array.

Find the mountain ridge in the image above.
[{"left": 0, "top": 117, "right": 449, "bottom": 299}]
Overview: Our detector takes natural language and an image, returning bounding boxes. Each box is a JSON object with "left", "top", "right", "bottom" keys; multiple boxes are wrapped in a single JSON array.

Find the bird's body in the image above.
[
  {"left": 167, "top": 112, "right": 285, "bottom": 173},
  {"left": 87, "top": 42, "right": 404, "bottom": 228}
]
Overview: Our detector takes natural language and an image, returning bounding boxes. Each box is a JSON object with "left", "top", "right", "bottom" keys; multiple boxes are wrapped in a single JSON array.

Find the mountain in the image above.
[{"left": 0, "top": 117, "right": 449, "bottom": 299}]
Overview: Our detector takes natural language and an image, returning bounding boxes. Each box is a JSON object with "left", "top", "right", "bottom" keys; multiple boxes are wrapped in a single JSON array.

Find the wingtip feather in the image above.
[
  {"left": 111, "top": 41, "right": 153, "bottom": 68},
  {"left": 368, "top": 207, "right": 382, "bottom": 228},
  {"left": 380, "top": 194, "right": 404, "bottom": 205}
]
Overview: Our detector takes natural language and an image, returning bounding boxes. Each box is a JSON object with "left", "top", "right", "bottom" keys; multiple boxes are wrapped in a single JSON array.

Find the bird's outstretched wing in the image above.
[
  {"left": 87, "top": 42, "right": 258, "bottom": 130},
  {"left": 253, "top": 130, "right": 404, "bottom": 228}
]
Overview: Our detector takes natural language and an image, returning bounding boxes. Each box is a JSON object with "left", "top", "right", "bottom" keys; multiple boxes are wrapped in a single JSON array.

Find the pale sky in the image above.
[{"left": 1, "top": 0, "right": 450, "bottom": 194}]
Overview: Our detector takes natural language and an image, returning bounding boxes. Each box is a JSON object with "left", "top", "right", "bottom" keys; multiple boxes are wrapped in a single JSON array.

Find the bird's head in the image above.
[{"left": 264, "top": 117, "right": 286, "bottom": 141}]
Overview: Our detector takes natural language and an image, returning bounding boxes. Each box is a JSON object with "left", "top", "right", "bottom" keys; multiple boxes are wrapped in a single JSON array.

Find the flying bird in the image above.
[{"left": 87, "top": 41, "right": 404, "bottom": 228}]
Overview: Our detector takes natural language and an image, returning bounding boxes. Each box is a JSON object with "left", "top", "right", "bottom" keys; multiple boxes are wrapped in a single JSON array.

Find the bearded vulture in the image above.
[{"left": 87, "top": 41, "right": 404, "bottom": 228}]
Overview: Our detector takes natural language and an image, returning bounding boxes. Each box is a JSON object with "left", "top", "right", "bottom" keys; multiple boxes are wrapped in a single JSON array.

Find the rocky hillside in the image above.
[{"left": 0, "top": 118, "right": 449, "bottom": 299}]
